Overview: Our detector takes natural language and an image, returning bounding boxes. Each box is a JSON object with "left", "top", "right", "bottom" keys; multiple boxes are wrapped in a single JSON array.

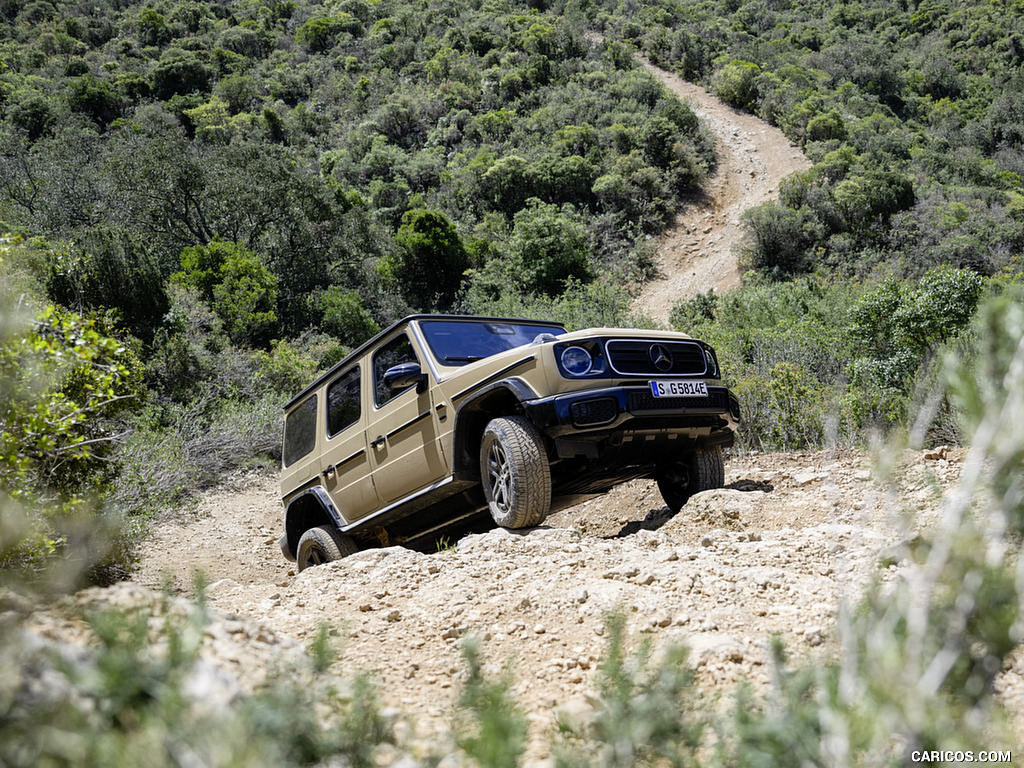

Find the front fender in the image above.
[{"left": 450, "top": 380, "right": 540, "bottom": 480}]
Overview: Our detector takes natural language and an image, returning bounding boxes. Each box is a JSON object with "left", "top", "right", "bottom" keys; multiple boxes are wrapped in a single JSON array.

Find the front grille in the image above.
[
  {"left": 570, "top": 397, "right": 618, "bottom": 426},
  {"left": 628, "top": 389, "right": 729, "bottom": 413},
  {"left": 607, "top": 340, "right": 707, "bottom": 376}
]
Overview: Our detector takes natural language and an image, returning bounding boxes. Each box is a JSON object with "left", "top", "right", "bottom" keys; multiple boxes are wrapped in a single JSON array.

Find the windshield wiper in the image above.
[{"left": 445, "top": 355, "right": 485, "bottom": 363}]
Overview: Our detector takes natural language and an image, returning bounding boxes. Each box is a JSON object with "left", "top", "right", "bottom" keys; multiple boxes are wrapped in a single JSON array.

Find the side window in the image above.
[
  {"left": 327, "top": 366, "right": 361, "bottom": 437},
  {"left": 373, "top": 333, "right": 419, "bottom": 407},
  {"left": 283, "top": 396, "right": 317, "bottom": 467}
]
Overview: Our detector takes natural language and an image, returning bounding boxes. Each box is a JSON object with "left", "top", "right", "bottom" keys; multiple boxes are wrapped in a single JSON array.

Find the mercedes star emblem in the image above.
[{"left": 649, "top": 344, "right": 673, "bottom": 372}]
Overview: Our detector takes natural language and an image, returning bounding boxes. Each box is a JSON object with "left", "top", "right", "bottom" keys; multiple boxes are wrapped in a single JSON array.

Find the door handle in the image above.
[
  {"left": 322, "top": 464, "right": 336, "bottom": 478},
  {"left": 371, "top": 435, "right": 385, "bottom": 448}
]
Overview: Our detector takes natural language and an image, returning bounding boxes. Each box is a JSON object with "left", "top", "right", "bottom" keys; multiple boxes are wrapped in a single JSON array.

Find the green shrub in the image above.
[
  {"left": 713, "top": 59, "right": 761, "bottom": 110},
  {"left": 509, "top": 199, "right": 594, "bottom": 296},
  {"left": 388, "top": 209, "right": 470, "bottom": 311},
  {"left": 847, "top": 266, "right": 984, "bottom": 390},
  {"left": 455, "top": 640, "right": 528, "bottom": 768},
  {"left": 556, "top": 613, "right": 705, "bottom": 768},
  {"left": 317, "top": 287, "right": 380, "bottom": 347},
  {"left": 296, "top": 14, "right": 363, "bottom": 52},
  {"left": 173, "top": 241, "right": 279, "bottom": 348},
  {"left": 739, "top": 202, "right": 824, "bottom": 277},
  {"left": 0, "top": 591, "right": 398, "bottom": 768},
  {"left": 46, "top": 228, "right": 168, "bottom": 343}
]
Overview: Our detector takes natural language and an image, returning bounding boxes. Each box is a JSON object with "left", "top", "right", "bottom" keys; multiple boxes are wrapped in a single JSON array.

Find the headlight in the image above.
[
  {"left": 704, "top": 347, "right": 719, "bottom": 377},
  {"left": 560, "top": 346, "right": 593, "bottom": 376}
]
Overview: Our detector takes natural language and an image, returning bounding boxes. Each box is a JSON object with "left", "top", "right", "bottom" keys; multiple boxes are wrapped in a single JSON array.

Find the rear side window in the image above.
[
  {"left": 283, "top": 396, "right": 317, "bottom": 467},
  {"left": 327, "top": 366, "right": 360, "bottom": 437}
]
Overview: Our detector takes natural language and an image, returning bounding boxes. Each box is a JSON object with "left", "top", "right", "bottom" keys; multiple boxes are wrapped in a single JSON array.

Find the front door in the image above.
[
  {"left": 319, "top": 364, "right": 379, "bottom": 523},
  {"left": 368, "top": 332, "right": 447, "bottom": 503}
]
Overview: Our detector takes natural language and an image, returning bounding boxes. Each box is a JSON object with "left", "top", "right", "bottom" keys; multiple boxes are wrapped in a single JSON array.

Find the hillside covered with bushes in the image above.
[
  {"left": 3, "top": 0, "right": 1024, "bottom": 765},
  {"left": 1, "top": 0, "right": 1023, "bottom": 570}
]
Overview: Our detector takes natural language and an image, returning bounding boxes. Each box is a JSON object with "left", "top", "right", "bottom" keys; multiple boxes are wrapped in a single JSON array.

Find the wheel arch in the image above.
[
  {"left": 451, "top": 380, "right": 540, "bottom": 481},
  {"left": 283, "top": 486, "right": 345, "bottom": 559}
]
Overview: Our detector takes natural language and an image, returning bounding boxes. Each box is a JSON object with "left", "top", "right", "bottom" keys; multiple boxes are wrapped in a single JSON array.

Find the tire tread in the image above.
[{"left": 481, "top": 415, "right": 551, "bottom": 528}]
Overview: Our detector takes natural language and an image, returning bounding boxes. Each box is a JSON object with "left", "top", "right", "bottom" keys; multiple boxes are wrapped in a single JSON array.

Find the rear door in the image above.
[
  {"left": 367, "top": 331, "right": 447, "bottom": 503},
  {"left": 319, "top": 364, "right": 379, "bottom": 523}
]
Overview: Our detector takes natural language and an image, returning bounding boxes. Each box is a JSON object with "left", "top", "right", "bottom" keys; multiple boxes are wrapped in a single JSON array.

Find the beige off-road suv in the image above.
[{"left": 279, "top": 315, "right": 740, "bottom": 570}]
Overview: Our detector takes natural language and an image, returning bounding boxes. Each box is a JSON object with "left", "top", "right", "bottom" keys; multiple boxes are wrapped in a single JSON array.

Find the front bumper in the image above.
[{"left": 522, "top": 384, "right": 740, "bottom": 455}]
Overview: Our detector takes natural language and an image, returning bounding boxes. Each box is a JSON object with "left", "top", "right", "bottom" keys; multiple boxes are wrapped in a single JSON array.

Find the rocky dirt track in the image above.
[
  {"left": 118, "top": 446, "right": 1024, "bottom": 760},
  {"left": 631, "top": 56, "right": 811, "bottom": 323}
]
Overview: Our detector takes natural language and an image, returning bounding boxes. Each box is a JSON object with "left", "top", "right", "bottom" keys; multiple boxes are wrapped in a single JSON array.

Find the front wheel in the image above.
[
  {"left": 480, "top": 416, "right": 551, "bottom": 529},
  {"left": 296, "top": 525, "right": 358, "bottom": 572},
  {"left": 657, "top": 445, "right": 725, "bottom": 512}
]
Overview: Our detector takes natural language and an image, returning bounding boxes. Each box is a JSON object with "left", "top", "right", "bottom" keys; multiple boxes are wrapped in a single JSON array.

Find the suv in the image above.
[{"left": 279, "top": 315, "right": 740, "bottom": 570}]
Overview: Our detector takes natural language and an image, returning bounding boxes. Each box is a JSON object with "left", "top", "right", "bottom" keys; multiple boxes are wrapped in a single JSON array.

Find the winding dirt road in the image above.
[{"left": 632, "top": 56, "right": 811, "bottom": 322}]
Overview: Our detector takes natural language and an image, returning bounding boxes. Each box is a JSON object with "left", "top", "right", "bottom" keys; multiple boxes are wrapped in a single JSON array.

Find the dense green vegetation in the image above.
[
  {"left": 0, "top": 0, "right": 1022, "bottom": 570},
  {"left": 2, "top": 0, "right": 1024, "bottom": 762},
  {"left": 602, "top": 0, "right": 1024, "bottom": 279}
]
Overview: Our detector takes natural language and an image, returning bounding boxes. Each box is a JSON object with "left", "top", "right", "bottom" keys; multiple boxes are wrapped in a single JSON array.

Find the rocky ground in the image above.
[{"left": 30, "top": 444, "right": 1024, "bottom": 764}]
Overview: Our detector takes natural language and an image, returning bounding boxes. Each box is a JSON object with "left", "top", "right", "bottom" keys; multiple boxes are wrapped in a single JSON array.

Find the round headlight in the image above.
[
  {"left": 560, "top": 346, "right": 593, "bottom": 376},
  {"left": 704, "top": 347, "right": 718, "bottom": 377}
]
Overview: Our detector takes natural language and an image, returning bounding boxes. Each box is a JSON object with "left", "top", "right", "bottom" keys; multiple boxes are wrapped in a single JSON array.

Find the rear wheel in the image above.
[
  {"left": 480, "top": 416, "right": 551, "bottom": 528},
  {"left": 657, "top": 445, "right": 725, "bottom": 512},
  {"left": 296, "top": 525, "right": 358, "bottom": 572}
]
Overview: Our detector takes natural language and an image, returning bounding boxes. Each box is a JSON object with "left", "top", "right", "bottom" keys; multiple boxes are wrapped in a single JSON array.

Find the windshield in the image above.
[{"left": 420, "top": 320, "right": 566, "bottom": 366}]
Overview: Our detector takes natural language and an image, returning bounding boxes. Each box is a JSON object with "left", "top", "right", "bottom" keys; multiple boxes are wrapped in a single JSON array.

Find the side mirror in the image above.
[{"left": 383, "top": 362, "right": 427, "bottom": 392}]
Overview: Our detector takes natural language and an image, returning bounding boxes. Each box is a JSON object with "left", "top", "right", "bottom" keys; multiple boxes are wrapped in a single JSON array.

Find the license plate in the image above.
[{"left": 650, "top": 380, "right": 708, "bottom": 397}]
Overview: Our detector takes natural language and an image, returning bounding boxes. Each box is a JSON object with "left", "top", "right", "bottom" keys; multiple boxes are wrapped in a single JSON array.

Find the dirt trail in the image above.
[{"left": 632, "top": 57, "right": 811, "bottom": 322}]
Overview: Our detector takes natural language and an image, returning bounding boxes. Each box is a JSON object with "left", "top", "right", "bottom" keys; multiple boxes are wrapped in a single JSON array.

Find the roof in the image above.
[{"left": 282, "top": 314, "right": 566, "bottom": 410}]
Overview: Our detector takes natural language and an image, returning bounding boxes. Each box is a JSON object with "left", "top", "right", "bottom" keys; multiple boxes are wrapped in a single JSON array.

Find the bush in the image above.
[
  {"left": 173, "top": 241, "right": 279, "bottom": 347},
  {"left": 847, "top": 266, "right": 985, "bottom": 390},
  {"left": 509, "top": 200, "right": 593, "bottom": 296},
  {"left": 556, "top": 613, "right": 705, "bottom": 768},
  {"left": 0, "top": 591, "right": 398, "bottom": 768},
  {"left": 46, "top": 228, "right": 168, "bottom": 343},
  {"left": 713, "top": 59, "right": 761, "bottom": 110},
  {"left": 388, "top": 209, "right": 470, "bottom": 312},
  {"left": 739, "top": 202, "right": 824, "bottom": 277},
  {"left": 317, "top": 288, "right": 380, "bottom": 347},
  {"left": 151, "top": 49, "right": 212, "bottom": 100}
]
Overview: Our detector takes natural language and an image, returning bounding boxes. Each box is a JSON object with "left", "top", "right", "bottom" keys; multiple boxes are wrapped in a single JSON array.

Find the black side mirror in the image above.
[{"left": 383, "top": 362, "right": 427, "bottom": 392}]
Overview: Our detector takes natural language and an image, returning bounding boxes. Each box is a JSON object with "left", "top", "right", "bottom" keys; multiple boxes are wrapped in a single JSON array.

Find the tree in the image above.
[
  {"left": 46, "top": 228, "right": 168, "bottom": 343},
  {"left": 318, "top": 287, "right": 380, "bottom": 346},
  {"left": 150, "top": 49, "right": 212, "bottom": 100},
  {"left": 846, "top": 266, "right": 984, "bottom": 389},
  {"left": 740, "top": 202, "right": 824, "bottom": 277},
  {"left": 713, "top": 60, "right": 761, "bottom": 110},
  {"left": 388, "top": 209, "right": 470, "bottom": 311},
  {"left": 173, "top": 240, "right": 279, "bottom": 347},
  {"left": 66, "top": 75, "right": 122, "bottom": 128},
  {"left": 509, "top": 199, "right": 592, "bottom": 295},
  {"left": 296, "top": 14, "right": 362, "bottom": 52}
]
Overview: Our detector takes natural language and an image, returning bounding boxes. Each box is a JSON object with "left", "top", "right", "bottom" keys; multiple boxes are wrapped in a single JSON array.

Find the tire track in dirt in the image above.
[{"left": 632, "top": 56, "right": 811, "bottom": 323}]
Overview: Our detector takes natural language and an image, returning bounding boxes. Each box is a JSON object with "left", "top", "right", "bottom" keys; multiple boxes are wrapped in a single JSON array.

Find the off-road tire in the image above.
[
  {"left": 657, "top": 445, "right": 725, "bottom": 512},
  {"left": 296, "top": 525, "right": 358, "bottom": 572},
  {"left": 480, "top": 415, "right": 552, "bottom": 528}
]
